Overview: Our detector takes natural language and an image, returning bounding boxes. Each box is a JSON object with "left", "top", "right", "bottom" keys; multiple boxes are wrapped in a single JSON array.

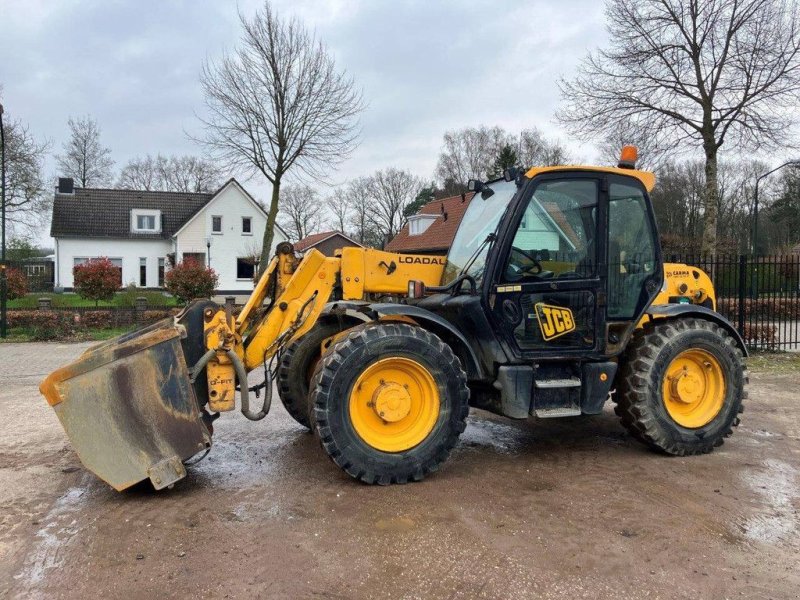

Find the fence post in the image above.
[
  {"left": 737, "top": 255, "right": 746, "bottom": 337},
  {"left": 135, "top": 297, "right": 147, "bottom": 323},
  {"left": 38, "top": 297, "right": 52, "bottom": 311}
]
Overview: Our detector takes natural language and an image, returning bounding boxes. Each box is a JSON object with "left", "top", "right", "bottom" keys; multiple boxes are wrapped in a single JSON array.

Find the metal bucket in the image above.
[{"left": 40, "top": 319, "right": 212, "bottom": 491}]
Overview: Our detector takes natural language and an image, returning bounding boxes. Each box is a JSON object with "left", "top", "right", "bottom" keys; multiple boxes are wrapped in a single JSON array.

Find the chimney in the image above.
[{"left": 58, "top": 178, "right": 74, "bottom": 195}]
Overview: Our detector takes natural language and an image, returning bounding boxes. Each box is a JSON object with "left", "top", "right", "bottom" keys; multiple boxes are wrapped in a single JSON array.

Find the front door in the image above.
[{"left": 489, "top": 174, "right": 605, "bottom": 355}]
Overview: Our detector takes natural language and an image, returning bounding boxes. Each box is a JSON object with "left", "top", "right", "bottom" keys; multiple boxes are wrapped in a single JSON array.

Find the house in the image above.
[
  {"left": 50, "top": 177, "right": 288, "bottom": 294},
  {"left": 294, "top": 231, "right": 364, "bottom": 256},
  {"left": 386, "top": 193, "right": 475, "bottom": 255},
  {"left": 386, "top": 191, "right": 581, "bottom": 256}
]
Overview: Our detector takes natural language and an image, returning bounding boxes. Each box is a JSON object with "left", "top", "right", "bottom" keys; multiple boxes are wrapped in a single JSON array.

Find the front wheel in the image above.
[
  {"left": 614, "top": 318, "right": 747, "bottom": 455},
  {"left": 310, "top": 323, "right": 469, "bottom": 484}
]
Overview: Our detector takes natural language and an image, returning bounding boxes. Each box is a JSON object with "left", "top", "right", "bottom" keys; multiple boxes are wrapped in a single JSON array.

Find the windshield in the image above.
[{"left": 441, "top": 180, "right": 518, "bottom": 286}]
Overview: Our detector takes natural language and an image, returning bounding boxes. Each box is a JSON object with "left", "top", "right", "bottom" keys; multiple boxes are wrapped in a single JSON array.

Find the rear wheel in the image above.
[
  {"left": 310, "top": 323, "right": 469, "bottom": 484},
  {"left": 614, "top": 318, "right": 747, "bottom": 455},
  {"left": 277, "top": 321, "right": 344, "bottom": 429}
]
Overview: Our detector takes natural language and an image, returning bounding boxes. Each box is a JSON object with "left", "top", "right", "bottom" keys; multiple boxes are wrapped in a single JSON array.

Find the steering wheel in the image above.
[{"left": 506, "top": 246, "right": 543, "bottom": 281}]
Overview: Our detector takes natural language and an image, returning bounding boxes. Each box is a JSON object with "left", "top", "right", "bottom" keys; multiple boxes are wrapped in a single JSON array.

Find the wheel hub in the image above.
[
  {"left": 372, "top": 382, "right": 412, "bottom": 422},
  {"left": 662, "top": 349, "right": 725, "bottom": 428},
  {"left": 349, "top": 357, "right": 440, "bottom": 453}
]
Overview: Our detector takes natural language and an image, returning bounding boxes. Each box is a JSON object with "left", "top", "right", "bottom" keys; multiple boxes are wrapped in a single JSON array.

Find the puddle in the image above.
[
  {"left": 741, "top": 459, "right": 798, "bottom": 545},
  {"left": 14, "top": 474, "right": 93, "bottom": 590},
  {"left": 460, "top": 417, "right": 526, "bottom": 454}
]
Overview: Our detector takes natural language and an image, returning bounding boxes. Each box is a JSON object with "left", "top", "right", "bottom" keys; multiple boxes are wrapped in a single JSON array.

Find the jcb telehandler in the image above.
[{"left": 40, "top": 148, "right": 747, "bottom": 491}]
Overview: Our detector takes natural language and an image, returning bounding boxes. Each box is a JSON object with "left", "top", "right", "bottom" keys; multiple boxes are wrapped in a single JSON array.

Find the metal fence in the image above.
[{"left": 668, "top": 254, "right": 800, "bottom": 351}]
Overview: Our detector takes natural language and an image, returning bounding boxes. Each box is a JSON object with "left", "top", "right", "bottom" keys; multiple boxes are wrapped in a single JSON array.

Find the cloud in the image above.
[{"left": 0, "top": 0, "right": 607, "bottom": 242}]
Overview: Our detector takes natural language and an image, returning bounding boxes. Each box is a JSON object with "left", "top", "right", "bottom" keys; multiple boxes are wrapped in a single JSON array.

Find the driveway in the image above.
[{"left": 1, "top": 342, "right": 798, "bottom": 599}]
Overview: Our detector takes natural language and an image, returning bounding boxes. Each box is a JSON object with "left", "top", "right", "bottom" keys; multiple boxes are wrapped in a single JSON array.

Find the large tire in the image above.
[
  {"left": 277, "top": 320, "right": 344, "bottom": 429},
  {"left": 614, "top": 318, "right": 747, "bottom": 455},
  {"left": 310, "top": 323, "right": 469, "bottom": 485}
]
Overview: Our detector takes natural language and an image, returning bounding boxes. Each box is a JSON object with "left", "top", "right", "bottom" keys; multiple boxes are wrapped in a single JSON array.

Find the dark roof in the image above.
[
  {"left": 294, "top": 230, "right": 363, "bottom": 252},
  {"left": 386, "top": 193, "right": 475, "bottom": 253},
  {"left": 50, "top": 187, "right": 214, "bottom": 239}
]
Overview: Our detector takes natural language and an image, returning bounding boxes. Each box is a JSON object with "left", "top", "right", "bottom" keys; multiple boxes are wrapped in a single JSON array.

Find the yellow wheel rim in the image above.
[
  {"left": 662, "top": 349, "right": 725, "bottom": 428},
  {"left": 349, "top": 357, "right": 440, "bottom": 453}
]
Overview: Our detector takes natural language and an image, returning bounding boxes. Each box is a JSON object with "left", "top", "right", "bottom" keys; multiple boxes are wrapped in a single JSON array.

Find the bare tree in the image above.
[
  {"left": 517, "top": 128, "right": 570, "bottom": 167},
  {"left": 436, "top": 125, "right": 568, "bottom": 186},
  {"left": 435, "top": 126, "right": 511, "bottom": 186},
  {"left": 55, "top": 115, "right": 114, "bottom": 187},
  {"left": 118, "top": 154, "right": 222, "bottom": 192},
  {"left": 325, "top": 191, "right": 350, "bottom": 233},
  {"left": 1, "top": 113, "right": 50, "bottom": 234},
  {"left": 367, "top": 168, "right": 424, "bottom": 245},
  {"left": 198, "top": 2, "right": 364, "bottom": 272},
  {"left": 278, "top": 184, "right": 322, "bottom": 241},
  {"left": 343, "top": 177, "right": 379, "bottom": 246},
  {"left": 558, "top": 0, "right": 800, "bottom": 255}
]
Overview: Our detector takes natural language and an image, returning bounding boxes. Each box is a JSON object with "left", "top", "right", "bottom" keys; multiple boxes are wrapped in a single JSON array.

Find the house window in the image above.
[
  {"left": 212, "top": 216, "right": 223, "bottom": 233},
  {"left": 242, "top": 217, "right": 252, "bottom": 234},
  {"left": 237, "top": 258, "right": 255, "bottom": 280},
  {"left": 158, "top": 258, "right": 165, "bottom": 287},
  {"left": 73, "top": 257, "right": 123, "bottom": 287},
  {"left": 139, "top": 258, "right": 147, "bottom": 287},
  {"left": 131, "top": 210, "right": 161, "bottom": 233},
  {"left": 182, "top": 252, "right": 206, "bottom": 266}
]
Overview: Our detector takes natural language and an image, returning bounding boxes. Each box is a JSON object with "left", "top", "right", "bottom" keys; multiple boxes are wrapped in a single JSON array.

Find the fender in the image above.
[
  {"left": 321, "top": 301, "right": 484, "bottom": 379},
  {"left": 645, "top": 304, "right": 748, "bottom": 356}
]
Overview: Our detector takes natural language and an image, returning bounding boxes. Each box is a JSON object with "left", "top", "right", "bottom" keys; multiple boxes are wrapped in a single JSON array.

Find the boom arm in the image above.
[{"left": 201, "top": 243, "right": 447, "bottom": 414}]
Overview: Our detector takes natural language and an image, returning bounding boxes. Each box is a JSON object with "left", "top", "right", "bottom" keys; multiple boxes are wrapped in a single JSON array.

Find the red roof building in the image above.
[
  {"left": 386, "top": 193, "right": 475, "bottom": 255},
  {"left": 294, "top": 231, "right": 364, "bottom": 256}
]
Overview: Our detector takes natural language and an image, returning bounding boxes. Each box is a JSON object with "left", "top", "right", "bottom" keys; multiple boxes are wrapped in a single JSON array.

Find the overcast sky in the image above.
[{"left": 1, "top": 0, "right": 609, "bottom": 242}]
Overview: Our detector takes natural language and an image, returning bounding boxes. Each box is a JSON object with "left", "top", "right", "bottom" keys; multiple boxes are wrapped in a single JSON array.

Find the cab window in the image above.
[
  {"left": 607, "top": 181, "right": 657, "bottom": 318},
  {"left": 503, "top": 179, "right": 598, "bottom": 282}
]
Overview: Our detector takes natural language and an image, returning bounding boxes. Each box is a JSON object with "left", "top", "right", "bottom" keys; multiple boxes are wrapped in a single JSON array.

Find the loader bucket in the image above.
[{"left": 39, "top": 319, "right": 212, "bottom": 491}]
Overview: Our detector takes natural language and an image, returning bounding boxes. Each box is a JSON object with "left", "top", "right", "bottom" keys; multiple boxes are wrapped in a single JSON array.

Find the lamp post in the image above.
[
  {"left": 750, "top": 160, "right": 800, "bottom": 299},
  {"left": 205, "top": 236, "right": 212, "bottom": 268},
  {"left": 1, "top": 102, "right": 7, "bottom": 339}
]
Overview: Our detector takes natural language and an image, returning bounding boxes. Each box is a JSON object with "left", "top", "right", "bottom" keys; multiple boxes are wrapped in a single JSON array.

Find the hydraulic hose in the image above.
[
  {"left": 189, "top": 348, "right": 271, "bottom": 421},
  {"left": 226, "top": 348, "right": 271, "bottom": 421}
]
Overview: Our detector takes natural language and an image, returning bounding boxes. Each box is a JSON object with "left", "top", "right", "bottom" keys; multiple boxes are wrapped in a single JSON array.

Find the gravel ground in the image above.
[{"left": 1, "top": 342, "right": 798, "bottom": 599}]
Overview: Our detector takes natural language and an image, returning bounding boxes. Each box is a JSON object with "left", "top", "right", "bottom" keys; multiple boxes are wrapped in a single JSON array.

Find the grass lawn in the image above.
[
  {"left": 747, "top": 350, "right": 800, "bottom": 374},
  {"left": 9, "top": 290, "right": 177, "bottom": 309}
]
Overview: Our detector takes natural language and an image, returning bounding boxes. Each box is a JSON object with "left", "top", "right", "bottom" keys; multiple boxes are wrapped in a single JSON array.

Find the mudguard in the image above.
[
  {"left": 321, "top": 301, "right": 484, "bottom": 379},
  {"left": 645, "top": 303, "right": 748, "bottom": 356}
]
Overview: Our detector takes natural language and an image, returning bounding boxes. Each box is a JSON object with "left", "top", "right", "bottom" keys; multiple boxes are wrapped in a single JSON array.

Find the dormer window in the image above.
[{"left": 131, "top": 209, "right": 161, "bottom": 233}]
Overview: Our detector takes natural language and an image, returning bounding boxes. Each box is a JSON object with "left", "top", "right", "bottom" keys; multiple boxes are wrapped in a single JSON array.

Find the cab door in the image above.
[{"left": 487, "top": 174, "right": 606, "bottom": 356}]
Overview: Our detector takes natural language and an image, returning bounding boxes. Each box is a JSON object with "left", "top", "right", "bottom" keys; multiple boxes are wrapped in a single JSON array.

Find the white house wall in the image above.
[
  {"left": 55, "top": 237, "right": 171, "bottom": 289},
  {"left": 174, "top": 182, "right": 287, "bottom": 292}
]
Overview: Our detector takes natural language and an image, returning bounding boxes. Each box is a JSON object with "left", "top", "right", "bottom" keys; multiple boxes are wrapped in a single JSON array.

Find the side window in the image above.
[
  {"left": 504, "top": 179, "right": 598, "bottom": 282},
  {"left": 608, "top": 182, "right": 657, "bottom": 318}
]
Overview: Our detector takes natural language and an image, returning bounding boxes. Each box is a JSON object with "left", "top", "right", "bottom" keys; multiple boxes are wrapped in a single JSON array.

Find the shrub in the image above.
[
  {"left": 80, "top": 310, "right": 113, "bottom": 329},
  {"left": 6, "top": 267, "right": 28, "bottom": 300},
  {"left": 164, "top": 259, "right": 218, "bottom": 304},
  {"left": 73, "top": 258, "right": 120, "bottom": 306},
  {"left": 8, "top": 310, "right": 75, "bottom": 340},
  {"left": 142, "top": 310, "right": 171, "bottom": 322}
]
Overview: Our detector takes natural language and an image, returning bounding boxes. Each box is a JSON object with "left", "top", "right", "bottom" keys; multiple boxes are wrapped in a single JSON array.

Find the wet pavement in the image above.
[{"left": 1, "top": 342, "right": 799, "bottom": 599}]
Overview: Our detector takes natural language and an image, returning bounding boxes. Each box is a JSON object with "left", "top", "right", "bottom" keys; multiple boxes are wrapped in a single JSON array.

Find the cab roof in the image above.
[{"left": 525, "top": 165, "right": 656, "bottom": 192}]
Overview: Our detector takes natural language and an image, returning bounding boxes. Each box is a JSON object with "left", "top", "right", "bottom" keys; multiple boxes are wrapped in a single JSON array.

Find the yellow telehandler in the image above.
[{"left": 40, "top": 148, "right": 747, "bottom": 491}]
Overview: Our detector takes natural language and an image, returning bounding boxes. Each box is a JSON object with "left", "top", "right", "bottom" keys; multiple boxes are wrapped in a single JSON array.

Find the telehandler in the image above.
[{"left": 40, "top": 147, "right": 747, "bottom": 491}]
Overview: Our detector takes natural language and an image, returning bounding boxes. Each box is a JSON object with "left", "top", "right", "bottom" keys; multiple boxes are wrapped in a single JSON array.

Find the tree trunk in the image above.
[
  {"left": 258, "top": 178, "right": 281, "bottom": 276},
  {"left": 700, "top": 144, "right": 719, "bottom": 257}
]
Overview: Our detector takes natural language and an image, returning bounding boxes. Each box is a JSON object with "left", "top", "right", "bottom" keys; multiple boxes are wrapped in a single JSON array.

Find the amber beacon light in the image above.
[{"left": 618, "top": 145, "right": 638, "bottom": 169}]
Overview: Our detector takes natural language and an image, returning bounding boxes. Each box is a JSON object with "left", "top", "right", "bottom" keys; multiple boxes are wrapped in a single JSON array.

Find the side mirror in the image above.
[
  {"left": 503, "top": 167, "right": 518, "bottom": 182},
  {"left": 480, "top": 187, "right": 495, "bottom": 200},
  {"left": 467, "top": 179, "right": 484, "bottom": 193}
]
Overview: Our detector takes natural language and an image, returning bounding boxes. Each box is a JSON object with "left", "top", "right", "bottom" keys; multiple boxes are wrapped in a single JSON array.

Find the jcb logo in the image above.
[{"left": 534, "top": 303, "right": 576, "bottom": 341}]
